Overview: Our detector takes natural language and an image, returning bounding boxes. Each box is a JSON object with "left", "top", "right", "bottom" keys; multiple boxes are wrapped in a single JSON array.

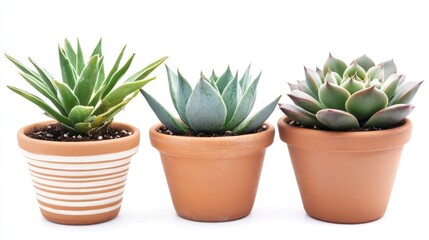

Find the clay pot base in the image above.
[
  {"left": 177, "top": 211, "right": 250, "bottom": 222},
  {"left": 40, "top": 208, "right": 120, "bottom": 225}
]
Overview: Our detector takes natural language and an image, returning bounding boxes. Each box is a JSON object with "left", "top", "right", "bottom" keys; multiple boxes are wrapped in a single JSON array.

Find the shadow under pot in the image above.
[
  {"left": 17, "top": 121, "right": 140, "bottom": 225},
  {"left": 149, "top": 122, "right": 275, "bottom": 222},
  {"left": 277, "top": 116, "right": 412, "bottom": 224}
]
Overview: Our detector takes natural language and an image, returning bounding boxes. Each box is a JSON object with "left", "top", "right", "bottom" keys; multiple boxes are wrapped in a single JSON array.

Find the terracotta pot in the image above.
[
  {"left": 277, "top": 116, "right": 412, "bottom": 224},
  {"left": 17, "top": 121, "right": 140, "bottom": 225},
  {"left": 149, "top": 123, "right": 275, "bottom": 222}
]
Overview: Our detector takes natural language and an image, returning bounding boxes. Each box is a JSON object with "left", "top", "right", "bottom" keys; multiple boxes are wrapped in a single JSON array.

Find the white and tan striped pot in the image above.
[{"left": 17, "top": 121, "right": 140, "bottom": 225}]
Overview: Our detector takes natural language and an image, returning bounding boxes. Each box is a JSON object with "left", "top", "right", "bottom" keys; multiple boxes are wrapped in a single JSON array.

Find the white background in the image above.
[{"left": 1, "top": 0, "right": 428, "bottom": 239}]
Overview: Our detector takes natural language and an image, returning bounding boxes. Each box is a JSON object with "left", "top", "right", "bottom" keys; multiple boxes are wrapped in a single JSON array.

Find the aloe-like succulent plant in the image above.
[
  {"left": 6, "top": 39, "right": 167, "bottom": 135},
  {"left": 142, "top": 65, "right": 281, "bottom": 135},
  {"left": 279, "top": 54, "right": 422, "bottom": 130}
]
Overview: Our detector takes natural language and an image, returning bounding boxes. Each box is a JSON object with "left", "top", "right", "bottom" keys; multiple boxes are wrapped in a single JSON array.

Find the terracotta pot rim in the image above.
[
  {"left": 277, "top": 116, "right": 412, "bottom": 151},
  {"left": 17, "top": 120, "right": 140, "bottom": 156},
  {"left": 149, "top": 122, "right": 274, "bottom": 142}
]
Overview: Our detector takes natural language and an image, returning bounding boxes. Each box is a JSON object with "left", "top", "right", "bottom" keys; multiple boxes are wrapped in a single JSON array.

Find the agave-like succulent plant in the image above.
[
  {"left": 6, "top": 39, "right": 167, "bottom": 135},
  {"left": 279, "top": 54, "right": 422, "bottom": 130},
  {"left": 141, "top": 65, "right": 281, "bottom": 135}
]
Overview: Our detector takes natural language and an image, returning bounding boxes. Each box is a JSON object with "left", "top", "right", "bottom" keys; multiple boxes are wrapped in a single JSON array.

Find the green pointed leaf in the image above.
[
  {"left": 319, "top": 81, "right": 350, "bottom": 110},
  {"left": 371, "top": 79, "right": 382, "bottom": 89},
  {"left": 102, "top": 54, "right": 135, "bottom": 97},
  {"left": 239, "top": 64, "right": 251, "bottom": 90},
  {"left": 323, "top": 53, "right": 347, "bottom": 77},
  {"left": 166, "top": 66, "right": 193, "bottom": 126},
  {"left": 63, "top": 39, "right": 77, "bottom": 69},
  {"left": 58, "top": 46, "right": 77, "bottom": 89},
  {"left": 316, "top": 109, "right": 360, "bottom": 130},
  {"left": 279, "top": 103, "right": 324, "bottom": 128},
  {"left": 68, "top": 105, "right": 94, "bottom": 124},
  {"left": 345, "top": 86, "right": 388, "bottom": 121},
  {"left": 124, "top": 56, "right": 168, "bottom": 83},
  {"left": 104, "top": 45, "right": 127, "bottom": 87},
  {"left": 364, "top": 104, "right": 414, "bottom": 128},
  {"left": 379, "top": 59, "right": 397, "bottom": 79},
  {"left": 288, "top": 82, "right": 299, "bottom": 91},
  {"left": 95, "top": 62, "right": 105, "bottom": 91},
  {"left": 222, "top": 73, "right": 241, "bottom": 123},
  {"left": 216, "top": 66, "right": 233, "bottom": 93},
  {"left": 343, "top": 61, "right": 366, "bottom": 80},
  {"left": 18, "top": 72, "right": 66, "bottom": 115},
  {"left": 28, "top": 58, "right": 57, "bottom": 95},
  {"left": 98, "top": 77, "right": 155, "bottom": 114},
  {"left": 324, "top": 71, "right": 342, "bottom": 85},
  {"left": 74, "top": 55, "right": 100, "bottom": 105},
  {"left": 366, "top": 65, "right": 384, "bottom": 81},
  {"left": 210, "top": 70, "right": 218, "bottom": 81},
  {"left": 5, "top": 54, "right": 45, "bottom": 85},
  {"left": 53, "top": 80, "right": 80, "bottom": 114},
  {"left": 76, "top": 39, "right": 85, "bottom": 75},
  {"left": 316, "top": 67, "right": 324, "bottom": 82},
  {"left": 304, "top": 67, "right": 322, "bottom": 99},
  {"left": 297, "top": 80, "right": 317, "bottom": 99},
  {"left": 74, "top": 123, "right": 92, "bottom": 134},
  {"left": 288, "top": 90, "right": 324, "bottom": 114},
  {"left": 341, "top": 78, "right": 365, "bottom": 94},
  {"left": 388, "top": 81, "right": 423, "bottom": 106},
  {"left": 354, "top": 55, "right": 375, "bottom": 72},
  {"left": 7, "top": 86, "right": 73, "bottom": 127},
  {"left": 381, "top": 74, "right": 402, "bottom": 100},
  {"left": 233, "top": 95, "right": 281, "bottom": 134},
  {"left": 91, "top": 38, "right": 102, "bottom": 57},
  {"left": 140, "top": 90, "right": 190, "bottom": 134},
  {"left": 224, "top": 72, "right": 261, "bottom": 129},
  {"left": 185, "top": 78, "right": 227, "bottom": 133}
]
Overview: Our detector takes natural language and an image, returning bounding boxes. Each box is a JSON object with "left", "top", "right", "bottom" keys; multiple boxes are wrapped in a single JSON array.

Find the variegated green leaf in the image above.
[
  {"left": 345, "top": 86, "right": 388, "bottom": 120},
  {"left": 323, "top": 53, "right": 347, "bottom": 77},
  {"left": 319, "top": 81, "right": 350, "bottom": 110},
  {"left": 140, "top": 90, "right": 190, "bottom": 134},
  {"left": 288, "top": 90, "right": 324, "bottom": 114},
  {"left": 278, "top": 103, "right": 323, "bottom": 128},
  {"left": 186, "top": 78, "right": 227, "bottom": 133},
  {"left": 354, "top": 55, "right": 375, "bottom": 72},
  {"left": 103, "top": 45, "right": 127, "bottom": 88},
  {"left": 124, "top": 56, "right": 168, "bottom": 83},
  {"left": 68, "top": 105, "right": 94, "bottom": 124},
  {"left": 364, "top": 104, "right": 414, "bottom": 128},
  {"left": 340, "top": 77, "right": 365, "bottom": 94},
  {"left": 76, "top": 39, "right": 85, "bottom": 75},
  {"left": 58, "top": 46, "right": 77, "bottom": 89},
  {"left": 102, "top": 54, "right": 135, "bottom": 97},
  {"left": 224, "top": 72, "right": 261, "bottom": 129},
  {"left": 316, "top": 109, "right": 360, "bottom": 130},
  {"left": 53, "top": 80, "right": 80, "bottom": 114},
  {"left": 63, "top": 38, "right": 77, "bottom": 69},
  {"left": 233, "top": 95, "right": 281, "bottom": 134},
  {"left": 74, "top": 55, "right": 100, "bottom": 105},
  {"left": 5, "top": 54, "right": 42, "bottom": 82},
  {"left": 28, "top": 58, "right": 57, "bottom": 95},
  {"left": 388, "top": 80, "right": 423, "bottom": 106}
]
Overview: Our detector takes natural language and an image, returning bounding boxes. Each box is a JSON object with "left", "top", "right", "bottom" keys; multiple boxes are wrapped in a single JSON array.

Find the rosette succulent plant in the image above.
[
  {"left": 6, "top": 39, "right": 167, "bottom": 135},
  {"left": 141, "top": 65, "right": 281, "bottom": 135},
  {"left": 279, "top": 54, "right": 422, "bottom": 130}
]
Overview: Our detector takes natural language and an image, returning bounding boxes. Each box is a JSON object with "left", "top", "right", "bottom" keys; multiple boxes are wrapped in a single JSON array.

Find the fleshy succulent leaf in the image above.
[
  {"left": 101, "top": 54, "right": 135, "bottom": 98},
  {"left": 364, "top": 104, "right": 414, "bottom": 128},
  {"left": 185, "top": 78, "right": 227, "bottom": 133},
  {"left": 288, "top": 82, "right": 299, "bottom": 91},
  {"left": 316, "top": 109, "right": 360, "bottom": 130},
  {"left": 304, "top": 67, "right": 322, "bottom": 99},
  {"left": 140, "top": 90, "right": 190, "bottom": 134},
  {"left": 340, "top": 77, "right": 365, "bottom": 95},
  {"left": 216, "top": 65, "right": 233, "bottom": 93},
  {"left": 68, "top": 105, "right": 94, "bottom": 124},
  {"left": 239, "top": 64, "right": 251, "bottom": 90},
  {"left": 371, "top": 79, "right": 382, "bottom": 89},
  {"left": 323, "top": 53, "right": 347, "bottom": 77},
  {"left": 28, "top": 58, "right": 57, "bottom": 95},
  {"left": 319, "top": 81, "right": 350, "bottom": 110},
  {"left": 74, "top": 55, "right": 100, "bottom": 105},
  {"left": 166, "top": 66, "right": 193, "bottom": 126},
  {"left": 366, "top": 65, "right": 384, "bottom": 81},
  {"left": 76, "top": 39, "right": 85, "bottom": 75},
  {"left": 124, "top": 56, "right": 168, "bottom": 83},
  {"left": 379, "top": 59, "right": 397, "bottom": 79},
  {"left": 58, "top": 47, "right": 77, "bottom": 89},
  {"left": 381, "top": 74, "right": 402, "bottom": 100},
  {"left": 233, "top": 95, "right": 281, "bottom": 134},
  {"left": 63, "top": 39, "right": 77, "bottom": 69},
  {"left": 354, "top": 55, "right": 375, "bottom": 72},
  {"left": 343, "top": 61, "right": 366, "bottom": 80},
  {"left": 279, "top": 103, "right": 323, "bottom": 128},
  {"left": 103, "top": 45, "right": 127, "bottom": 89},
  {"left": 345, "top": 86, "right": 388, "bottom": 121},
  {"left": 298, "top": 79, "right": 317, "bottom": 99},
  {"left": 288, "top": 90, "right": 324, "bottom": 114},
  {"left": 224, "top": 72, "right": 261, "bottom": 130},
  {"left": 388, "top": 80, "right": 423, "bottom": 106},
  {"left": 53, "top": 80, "right": 80, "bottom": 114},
  {"left": 316, "top": 67, "right": 324, "bottom": 82},
  {"left": 324, "top": 71, "right": 342, "bottom": 85},
  {"left": 222, "top": 73, "right": 241, "bottom": 123}
]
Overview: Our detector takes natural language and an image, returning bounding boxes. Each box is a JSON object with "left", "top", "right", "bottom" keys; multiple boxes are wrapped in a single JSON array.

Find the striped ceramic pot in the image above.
[{"left": 17, "top": 121, "right": 140, "bottom": 225}]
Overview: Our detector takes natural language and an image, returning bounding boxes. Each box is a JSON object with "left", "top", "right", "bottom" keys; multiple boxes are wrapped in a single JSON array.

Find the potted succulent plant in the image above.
[
  {"left": 6, "top": 39, "right": 167, "bottom": 224},
  {"left": 278, "top": 54, "right": 422, "bottom": 223},
  {"left": 141, "top": 65, "right": 280, "bottom": 222}
]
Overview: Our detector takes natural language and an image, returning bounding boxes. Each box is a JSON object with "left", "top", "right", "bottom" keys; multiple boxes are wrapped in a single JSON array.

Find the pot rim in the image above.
[{"left": 17, "top": 120, "right": 140, "bottom": 156}]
